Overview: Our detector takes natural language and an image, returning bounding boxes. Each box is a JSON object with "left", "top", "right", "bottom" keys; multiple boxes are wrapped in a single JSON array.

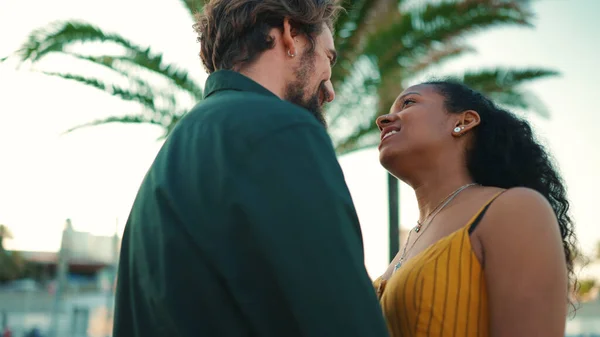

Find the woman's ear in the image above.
[{"left": 452, "top": 110, "right": 480, "bottom": 137}]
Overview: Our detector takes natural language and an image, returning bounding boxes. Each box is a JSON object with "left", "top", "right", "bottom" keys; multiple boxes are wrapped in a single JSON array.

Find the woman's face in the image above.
[{"left": 376, "top": 84, "right": 461, "bottom": 175}]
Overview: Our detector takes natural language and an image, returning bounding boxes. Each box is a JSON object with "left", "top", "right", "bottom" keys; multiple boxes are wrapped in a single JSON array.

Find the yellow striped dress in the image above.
[{"left": 373, "top": 192, "right": 504, "bottom": 337}]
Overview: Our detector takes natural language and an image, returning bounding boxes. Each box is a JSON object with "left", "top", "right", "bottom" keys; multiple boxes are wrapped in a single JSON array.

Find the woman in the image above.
[{"left": 373, "top": 80, "right": 576, "bottom": 337}]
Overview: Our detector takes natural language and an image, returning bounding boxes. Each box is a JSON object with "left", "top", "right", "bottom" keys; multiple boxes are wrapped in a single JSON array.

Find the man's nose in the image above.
[{"left": 323, "top": 80, "right": 335, "bottom": 103}]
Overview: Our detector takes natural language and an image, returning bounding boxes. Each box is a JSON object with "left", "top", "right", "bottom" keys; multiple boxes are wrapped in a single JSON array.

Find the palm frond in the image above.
[
  {"left": 64, "top": 114, "right": 165, "bottom": 134},
  {"left": 327, "top": 55, "right": 379, "bottom": 125},
  {"left": 515, "top": 89, "right": 551, "bottom": 119},
  {"left": 65, "top": 53, "right": 157, "bottom": 91},
  {"left": 455, "top": 67, "right": 558, "bottom": 118},
  {"left": 336, "top": 142, "right": 380, "bottom": 156},
  {"left": 460, "top": 67, "right": 559, "bottom": 93},
  {"left": 332, "top": 0, "right": 391, "bottom": 88},
  {"left": 335, "top": 122, "right": 380, "bottom": 154},
  {"left": 366, "top": 1, "right": 533, "bottom": 71},
  {"left": 180, "top": 0, "right": 204, "bottom": 18},
  {"left": 392, "top": 42, "right": 475, "bottom": 75},
  {"left": 487, "top": 90, "right": 551, "bottom": 117},
  {"left": 41, "top": 71, "right": 158, "bottom": 111},
  {"left": 65, "top": 54, "right": 179, "bottom": 112},
  {"left": 165, "top": 114, "right": 183, "bottom": 136},
  {"left": 376, "top": 67, "right": 406, "bottom": 112},
  {"left": 66, "top": 52, "right": 203, "bottom": 100},
  {"left": 13, "top": 21, "right": 145, "bottom": 63},
  {"left": 330, "top": 57, "right": 398, "bottom": 152},
  {"left": 333, "top": 0, "right": 363, "bottom": 40},
  {"left": 0, "top": 225, "right": 13, "bottom": 240},
  {"left": 116, "top": 49, "right": 204, "bottom": 99},
  {"left": 8, "top": 21, "right": 204, "bottom": 99},
  {"left": 334, "top": 0, "right": 379, "bottom": 56}
]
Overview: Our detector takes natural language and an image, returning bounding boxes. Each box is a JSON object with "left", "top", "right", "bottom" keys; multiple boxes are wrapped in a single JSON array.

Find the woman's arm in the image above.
[{"left": 475, "top": 187, "right": 568, "bottom": 337}]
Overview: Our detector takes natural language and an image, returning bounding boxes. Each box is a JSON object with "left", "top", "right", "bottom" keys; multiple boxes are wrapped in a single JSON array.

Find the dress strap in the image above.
[{"left": 467, "top": 190, "right": 507, "bottom": 235}]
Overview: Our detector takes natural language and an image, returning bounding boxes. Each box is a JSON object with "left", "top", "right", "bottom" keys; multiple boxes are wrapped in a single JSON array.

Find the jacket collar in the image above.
[{"left": 203, "top": 70, "right": 278, "bottom": 99}]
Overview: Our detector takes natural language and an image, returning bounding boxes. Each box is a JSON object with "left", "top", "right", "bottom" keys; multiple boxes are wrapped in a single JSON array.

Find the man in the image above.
[{"left": 113, "top": 1, "right": 389, "bottom": 336}]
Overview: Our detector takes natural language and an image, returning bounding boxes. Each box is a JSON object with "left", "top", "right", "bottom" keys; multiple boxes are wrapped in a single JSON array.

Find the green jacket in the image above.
[{"left": 113, "top": 70, "right": 389, "bottom": 337}]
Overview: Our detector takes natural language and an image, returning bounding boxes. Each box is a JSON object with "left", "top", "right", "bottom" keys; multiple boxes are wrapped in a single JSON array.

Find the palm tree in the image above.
[
  {"left": 0, "top": 224, "right": 13, "bottom": 251},
  {"left": 0, "top": 0, "right": 204, "bottom": 138},
  {"left": 576, "top": 278, "right": 598, "bottom": 302},
  {"left": 0, "top": 224, "right": 24, "bottom": 282},
  {"left": 2, "top": 0, "right": 557, "bottom": 262}
]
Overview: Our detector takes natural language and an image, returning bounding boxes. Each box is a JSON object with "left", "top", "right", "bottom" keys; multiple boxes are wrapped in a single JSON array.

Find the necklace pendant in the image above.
[
  {"left": 414, "top": 225, "right": 421, "bottom": 233},
  {"left": 393, "top": 260, "right": 402, "bottom": 273}
]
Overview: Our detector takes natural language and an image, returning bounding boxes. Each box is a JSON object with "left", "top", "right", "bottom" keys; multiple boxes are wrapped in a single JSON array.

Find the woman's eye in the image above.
[{"left": 402, "top": 99, "right": 415, "bottom": 108}]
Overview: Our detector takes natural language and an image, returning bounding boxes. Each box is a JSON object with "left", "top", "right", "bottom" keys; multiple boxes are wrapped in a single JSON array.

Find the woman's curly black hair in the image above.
[{"left": 425, "top": 80, "right": 578, "bottom": 309}]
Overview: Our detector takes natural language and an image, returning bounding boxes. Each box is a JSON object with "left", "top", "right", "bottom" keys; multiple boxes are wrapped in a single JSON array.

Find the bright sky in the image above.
[{"left": 1, "top": 0, "right": 599, "bottom": 278}]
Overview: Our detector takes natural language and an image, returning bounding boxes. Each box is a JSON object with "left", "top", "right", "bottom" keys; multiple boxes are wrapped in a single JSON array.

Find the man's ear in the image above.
[{"left": 281, "top": 17, "right": 297, "bottom": 57}]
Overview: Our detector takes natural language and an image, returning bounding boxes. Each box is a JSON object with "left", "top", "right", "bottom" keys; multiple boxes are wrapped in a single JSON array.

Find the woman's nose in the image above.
[{"left": 376, "top": 113, "right": 397, "bottom": 131}]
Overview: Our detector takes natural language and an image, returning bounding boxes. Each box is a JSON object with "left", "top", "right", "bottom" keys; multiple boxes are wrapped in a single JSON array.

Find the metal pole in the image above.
[
  {"left": 48, "top": 219, "right": 71, "bottom": 337},
  {"left": 387, "top": 173, "right": 400, "bottom": 263},
  {"left": 105, "top": 217, "right": 119, "bottom": 337}
]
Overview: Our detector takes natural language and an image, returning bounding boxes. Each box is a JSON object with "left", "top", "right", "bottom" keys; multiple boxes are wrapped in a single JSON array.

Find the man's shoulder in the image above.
[{"left": 165, "top": 90, "right": 329, "bottom": 158}]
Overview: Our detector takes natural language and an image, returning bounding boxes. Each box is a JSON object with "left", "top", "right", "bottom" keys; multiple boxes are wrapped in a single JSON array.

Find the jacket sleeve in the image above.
[{"left": 235, "top": 122, "right": 390, "bottom": 337}]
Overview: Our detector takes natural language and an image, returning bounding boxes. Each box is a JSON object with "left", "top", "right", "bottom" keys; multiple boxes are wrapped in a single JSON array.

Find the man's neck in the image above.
[{"left": 239, "top": 62, "right": 286, "bottom": 99}]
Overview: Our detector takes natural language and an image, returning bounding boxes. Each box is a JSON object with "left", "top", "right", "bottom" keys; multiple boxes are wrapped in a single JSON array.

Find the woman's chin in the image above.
[
  {"left": 379, "top": 145, "right": 412, "bottom": 175},
  {"left": 378, "top": 148, "right": 397, "bottom": 170}
]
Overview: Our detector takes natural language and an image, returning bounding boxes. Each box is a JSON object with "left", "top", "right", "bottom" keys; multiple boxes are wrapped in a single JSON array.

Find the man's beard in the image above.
[{"left": 284, "top": 51, "right": 328, "bottom": 128}]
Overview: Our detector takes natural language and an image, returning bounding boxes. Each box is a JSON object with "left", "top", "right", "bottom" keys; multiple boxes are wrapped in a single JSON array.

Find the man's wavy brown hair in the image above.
[{"left": 194, "top": 0, "right": 342, "bottom": 74}]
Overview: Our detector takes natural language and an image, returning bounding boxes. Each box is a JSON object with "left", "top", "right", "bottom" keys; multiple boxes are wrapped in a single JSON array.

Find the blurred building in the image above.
[
  {"left": 0, "top": 219, "right": 120, "bottom": 337},
  {"left": 16, "top": 220, "right": 120, "bottom": 288}
]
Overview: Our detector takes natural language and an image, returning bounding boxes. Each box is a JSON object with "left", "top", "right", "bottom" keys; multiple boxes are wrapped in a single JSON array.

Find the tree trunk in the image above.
[{"left": 387, "top": 173, "right": 399, "bottom": 262}]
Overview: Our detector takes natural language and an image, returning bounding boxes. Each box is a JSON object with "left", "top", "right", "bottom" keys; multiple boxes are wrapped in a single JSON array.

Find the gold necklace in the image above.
[
  {"left": 414, "top": 183, "right": 478, "bottom": 233},
  {"left": 393, "top": 183, "right": 478, "bottom": 273}
]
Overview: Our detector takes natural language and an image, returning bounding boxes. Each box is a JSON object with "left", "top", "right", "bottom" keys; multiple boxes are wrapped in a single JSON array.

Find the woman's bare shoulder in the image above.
[{"left": 475, "top": 186, "right": 562, "bottom": 260}]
